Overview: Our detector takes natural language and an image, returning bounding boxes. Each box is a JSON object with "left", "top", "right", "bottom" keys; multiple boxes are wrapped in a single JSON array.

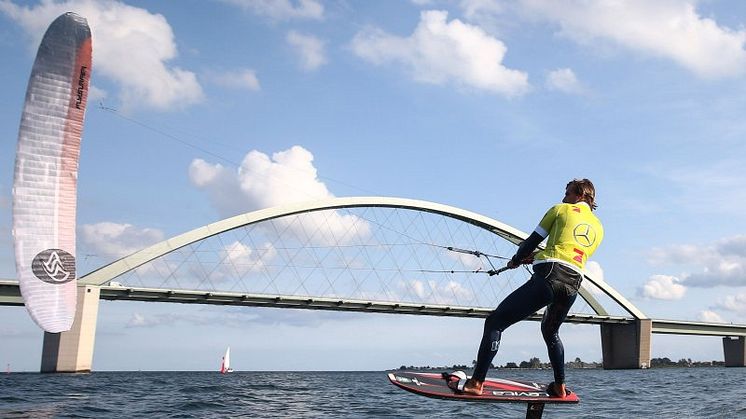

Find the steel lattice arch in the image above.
[{"left": 78, "top": 197, "right": 647, "bottom": 320}]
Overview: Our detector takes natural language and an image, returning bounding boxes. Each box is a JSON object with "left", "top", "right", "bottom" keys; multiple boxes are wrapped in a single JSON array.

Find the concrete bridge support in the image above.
[
  {"left": 600, "top": 319, "right": 652, "bottom": 369},
  {"left": 40, "top": 285, "right": 101, "bottom": 373},
  {"left": 723, "top": 336, "right": 745, "bottom": 367}
]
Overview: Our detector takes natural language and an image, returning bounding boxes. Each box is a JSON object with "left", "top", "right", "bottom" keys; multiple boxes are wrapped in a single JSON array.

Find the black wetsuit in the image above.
[
  {"left": 471, "top": 200, "right": 602, "bottom": 385},
  {"left": 471, "top": 260, "right": 582, "bottom": 384}
]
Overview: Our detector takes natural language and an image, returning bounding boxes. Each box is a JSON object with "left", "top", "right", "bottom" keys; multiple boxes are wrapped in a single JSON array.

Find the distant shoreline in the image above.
[{"left": 398, "top": 357, "right": 727, "bottom": 371}]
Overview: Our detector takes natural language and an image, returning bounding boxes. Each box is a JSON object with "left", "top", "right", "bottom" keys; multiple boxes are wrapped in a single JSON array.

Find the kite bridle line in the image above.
[
  {"left": 99, "top": 103, "right": 530, "bottom": 278},
  {"left": 444, "top": 246, "right": 531, "bottom": 277}
]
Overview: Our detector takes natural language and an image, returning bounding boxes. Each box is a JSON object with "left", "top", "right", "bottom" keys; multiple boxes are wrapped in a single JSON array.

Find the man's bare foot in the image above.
[
  {"left": 462, "top": 379, "right": 484, "bottom": 395},
  {"left": 549, "top": 382, "right": 567, "bottom": 399}
]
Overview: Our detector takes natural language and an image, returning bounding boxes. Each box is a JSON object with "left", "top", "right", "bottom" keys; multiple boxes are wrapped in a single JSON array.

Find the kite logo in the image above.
[
  {"left": 75, "top": 66, "right": 87, "bottom": 109},
  {"left": 394, "top": 375, "right": 423, "bottom": 386},
  {"left": 572, "top": 224, "right": 596, "bottom": 247},
  {"left": 31, "top": 249, "right": 76, "bottom": 284}
]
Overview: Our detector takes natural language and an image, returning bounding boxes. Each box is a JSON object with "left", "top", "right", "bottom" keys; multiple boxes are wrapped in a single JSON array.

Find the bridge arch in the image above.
[{"left": 80, "top": 196, "right": 646, "bottom": 319}]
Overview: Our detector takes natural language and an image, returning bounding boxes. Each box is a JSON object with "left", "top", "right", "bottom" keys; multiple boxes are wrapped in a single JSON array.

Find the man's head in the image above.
[{"left": 564, "top": 178, "right": 597, "bottom": 210}]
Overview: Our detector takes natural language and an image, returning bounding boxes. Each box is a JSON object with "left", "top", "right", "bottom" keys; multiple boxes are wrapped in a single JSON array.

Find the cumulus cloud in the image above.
[
  {"left": 584, "top": 261, "right": 604, "bottom": 282},
  {"left": 80, "top": 222, "right": 164, "bottom": 260},
  {"left": 287, "top": 31, "right": 327, "bottom": 71},
  {"left": 406, "top": 279, "right": 474, "bottom": 304},
  {"left": 649, "top": 235, "right": 746, "bottom": 287},
  {"left": 517, "top": 0, "right": 746, "bottom": 79},
  {"left": 638, "top": 274, "right": 687, "bottom": 300},
  {"left": 0, "top": 0, "right": 203, "bottom": 111},
  {"left": 222, "top": 241, "right": 277, "bottom": 276},
  {"left": 209, "top": 69, "right": 261, "bottom": 91},
  {"left": 714, "top": 292, "right": 746, "bottom": 316},
  {"left": 445, "top": 249, "right": 484, "bottom": 272},
  {"left": 350, "top": 10, "right": 529, "bottom": 96},
  {"left": 189, "top": 145, "right": 331, "bottom": 215},
  {"left": 698, "top": 310, "right": 725, "bottom": 323},
  {"left": 126, "top": 307, "right": 348, "bottom": 328},
  {"left": 461, "top": 0, "right": 505, "bottom": 18},
  {"left": 127, "top": 312, "right": 163, "bottom": 328},
  {"left": 220, "top": 0, "right": 323, "bottom": 20},
  {"left": 545, "top": 68, "right": 587, "bottom": 95},
  {"left": 583, "top": 261, "right": 606, "bottom": 296},
  {"left": 126, "top": 311, "right": 216, "bottom": 328},
  {"left": 189, "top": 145, "right": 370, "bottom": 245}
]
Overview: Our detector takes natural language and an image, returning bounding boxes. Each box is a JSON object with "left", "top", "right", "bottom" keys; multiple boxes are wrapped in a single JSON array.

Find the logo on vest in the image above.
[{"left": 573, "top": 224, "right": 596, "bottom": 247}]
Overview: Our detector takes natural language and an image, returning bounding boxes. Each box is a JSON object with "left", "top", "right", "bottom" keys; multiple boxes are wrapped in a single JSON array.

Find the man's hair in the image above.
[{"left": 567, "top": 178, "right": 597, "bottom": 210}]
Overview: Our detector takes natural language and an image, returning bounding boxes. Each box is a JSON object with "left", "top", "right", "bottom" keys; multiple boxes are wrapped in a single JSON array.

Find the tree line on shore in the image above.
[{"left": 399, "top": 356, "right": 725, "bottom": 370}]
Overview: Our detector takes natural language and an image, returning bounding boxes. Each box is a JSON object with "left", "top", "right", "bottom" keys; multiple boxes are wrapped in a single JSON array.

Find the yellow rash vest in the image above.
[{"left": 533, "top": 202, "right": 603, "bottom": 272}]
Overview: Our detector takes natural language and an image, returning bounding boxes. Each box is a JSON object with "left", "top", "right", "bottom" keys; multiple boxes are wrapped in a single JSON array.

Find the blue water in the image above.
[{"left": 0, "top": 368, "right": 744, "bottom": 418}]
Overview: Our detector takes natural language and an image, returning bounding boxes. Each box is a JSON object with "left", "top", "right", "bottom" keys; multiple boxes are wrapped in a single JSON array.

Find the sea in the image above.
[{"left": 1, "top": 368, "right": 744, "bottom": 418}]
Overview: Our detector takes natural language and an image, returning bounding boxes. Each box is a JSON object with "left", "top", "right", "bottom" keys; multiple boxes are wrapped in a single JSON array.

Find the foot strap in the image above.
[{"left": 443, "top": 371, "right": 468, "bottom": 392}]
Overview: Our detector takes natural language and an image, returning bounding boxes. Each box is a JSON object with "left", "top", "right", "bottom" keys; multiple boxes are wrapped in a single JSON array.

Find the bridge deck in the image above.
[{"left": 2, "top": 281, "right": 745, "bottom": 336}]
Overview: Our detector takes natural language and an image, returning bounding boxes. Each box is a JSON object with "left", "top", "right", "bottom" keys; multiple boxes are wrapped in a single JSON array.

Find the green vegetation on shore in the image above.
[{"left": 399, "top": 356, "right": 725, "bottom": 371}]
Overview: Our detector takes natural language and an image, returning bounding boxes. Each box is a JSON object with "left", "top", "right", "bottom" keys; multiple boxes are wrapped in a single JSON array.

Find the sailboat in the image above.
[{"left": 220, "top": 346, "right": 234, "bottom": 374}]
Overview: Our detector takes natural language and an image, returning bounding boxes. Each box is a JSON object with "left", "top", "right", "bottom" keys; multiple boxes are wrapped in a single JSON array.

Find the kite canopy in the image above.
[{"left": 12, "top": 12, "right": 92, "bottom": 333}]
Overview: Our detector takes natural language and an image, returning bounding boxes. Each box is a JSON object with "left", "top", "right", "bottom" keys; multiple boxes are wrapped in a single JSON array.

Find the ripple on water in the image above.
[{"left": 0, "top": 369, "right": 743, "bottom": 418}]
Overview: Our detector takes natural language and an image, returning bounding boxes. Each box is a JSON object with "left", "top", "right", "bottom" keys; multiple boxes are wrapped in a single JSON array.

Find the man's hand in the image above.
[{"left": 507, "top": 256, "right": 534, "bottom": 269}]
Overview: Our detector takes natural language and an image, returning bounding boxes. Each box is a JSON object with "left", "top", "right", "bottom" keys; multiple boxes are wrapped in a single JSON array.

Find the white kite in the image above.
[{"left": 12, "top": 12, "right": 92, "bottom": 333}]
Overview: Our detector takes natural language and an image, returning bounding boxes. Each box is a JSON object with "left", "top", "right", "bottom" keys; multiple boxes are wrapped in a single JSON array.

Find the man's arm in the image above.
[{"left": 507, "top": 231, "right": 544, "bottom": 269}]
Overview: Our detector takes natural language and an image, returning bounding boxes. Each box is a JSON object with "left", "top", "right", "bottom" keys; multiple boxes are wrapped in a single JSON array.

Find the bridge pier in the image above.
[
  {"left": 40, "top": 285, "right": 101, "bottom": 373},
  {"left": 600, "top": 319, "right": 652, "bottom": 369},
  {"left": 723, "top": 336, "right": 745, "bottom": 367}
]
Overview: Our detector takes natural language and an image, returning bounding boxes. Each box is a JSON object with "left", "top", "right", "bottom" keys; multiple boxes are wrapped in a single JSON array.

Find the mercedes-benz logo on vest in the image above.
[
  {"left": 573, "top": 224, "right": 596, "bottom": 247},
  {"left": 31, "top": 248, "right": 76, "bottom": 284}
]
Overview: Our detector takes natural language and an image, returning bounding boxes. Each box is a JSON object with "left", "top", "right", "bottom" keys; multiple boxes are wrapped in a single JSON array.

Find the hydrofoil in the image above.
[{"left": 387, "top": 371, "right": 579, "bottom": 419}]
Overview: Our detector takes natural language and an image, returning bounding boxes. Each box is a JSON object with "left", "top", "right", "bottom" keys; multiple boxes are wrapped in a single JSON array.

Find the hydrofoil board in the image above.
[{"left": 387, "top": 371, "right": 578, "bottom": 419}]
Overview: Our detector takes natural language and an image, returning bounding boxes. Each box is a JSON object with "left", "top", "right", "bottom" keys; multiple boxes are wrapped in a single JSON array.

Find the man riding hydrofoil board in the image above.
[{"left": 457, "top": 179, "right": 604, "bottom": 398}]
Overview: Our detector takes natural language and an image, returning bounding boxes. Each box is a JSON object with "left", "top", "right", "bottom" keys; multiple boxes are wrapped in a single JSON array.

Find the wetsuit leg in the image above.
[
  {"left": 471, "top": 266, "right": 554, "bottom": 382},
  {"left": 541, "top": 266, "right": 579, "bottom": 384}
]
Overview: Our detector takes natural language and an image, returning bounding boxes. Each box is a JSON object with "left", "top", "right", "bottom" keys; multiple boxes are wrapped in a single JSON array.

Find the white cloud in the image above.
[
  {"left": 714, "top": 293, "right": 746, "bottom": 316},
  {"left": 648, "top": 235, "right": 746, "bottom": 287},
  {"left": 583, "top": 261, "right": 606, "bottom": 296},
  {"left": 698, "top": 310, "right": 725, "bottom": 323},
  {"left": 406, "top": 279, "right": 474, "bottom": 304},
  {"left": 460, "top": 0, "right": 505, "bottom": 18},
  {"left": 445, "top": 250, "right": 484, "bottom": 272},
  {"left": 222, "top": 241, "right": 277, "bottom": 276},
  {"left": 189, "top": 145, "right": 370, "bottom": 246},
  {"left": 287, "top": 31, "right": 327, "bottom": 71},
  {"left": 126, "top": 311, "right": 210, "bottom": 328},
  {"left": 350, "top": 10, "right": 529, "bottom": 96},
  {"left": 209, "top": 69, "right": 261, "bottom": 91},
  {"left": 189, "top": 145, "right": 332, "bottom": 215},
  {"left": 518, "top": 0, "right": 746, "bottom": 79},
  {"left": 0, "top": 0, "right": 203, "bottom": 111},
  {"left": 584, "top": 261, "right": 604, "bottom": 282},
  {"left": 126, "top": 312, "right": 159, "bottom": 328},
  {"left": 545, "top": 68, "right": 587, "bottom": 95},
  {"left": 80, "top": 222, "right": 164, "bottom": 260},
  {"left": 220, "top": 0, "right": 323, "bottom": 20},
  {"left": 126, "top": 306, "right": 347, "bottom": 329},
  {"left": 639, "top": 274, "right": 687, "bottom": 300}
]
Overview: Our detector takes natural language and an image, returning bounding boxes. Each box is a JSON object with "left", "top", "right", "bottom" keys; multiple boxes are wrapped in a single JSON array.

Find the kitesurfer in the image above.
[{"left": 460, "top": 179, "right": 604, "bottom": 398}]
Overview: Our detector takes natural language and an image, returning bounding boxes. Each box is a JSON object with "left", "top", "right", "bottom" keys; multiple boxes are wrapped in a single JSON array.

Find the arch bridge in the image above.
[{"left": 1, "top": 197, "right": 744, "bottom": 372}]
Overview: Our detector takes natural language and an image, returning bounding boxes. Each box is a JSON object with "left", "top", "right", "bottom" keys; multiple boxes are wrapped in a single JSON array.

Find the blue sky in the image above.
[{"left": 2, "top": 0, "right": 746, "bottom": 372}]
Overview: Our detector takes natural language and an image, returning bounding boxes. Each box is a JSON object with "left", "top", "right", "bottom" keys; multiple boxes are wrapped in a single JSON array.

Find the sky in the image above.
[{"left": 1, "top": 0, "right": 746, "bottom": 372}]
